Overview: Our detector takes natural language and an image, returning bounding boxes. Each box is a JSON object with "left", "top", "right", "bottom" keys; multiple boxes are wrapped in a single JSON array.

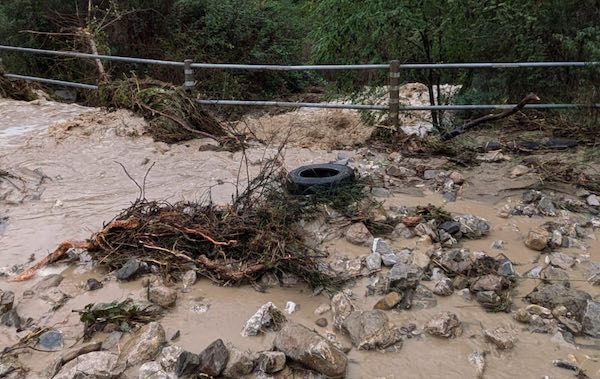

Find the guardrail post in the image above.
[
  {"left": 389, "top": 60, "right": 400, "bottom": 131},
  {"left": 184, "top": 59, "right": 195, "bottom": 92}
]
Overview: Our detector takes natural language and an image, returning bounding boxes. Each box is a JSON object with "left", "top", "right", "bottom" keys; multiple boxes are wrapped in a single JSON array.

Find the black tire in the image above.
[{"left": 287, "top": 163, "right": 355, "bottom": 195}]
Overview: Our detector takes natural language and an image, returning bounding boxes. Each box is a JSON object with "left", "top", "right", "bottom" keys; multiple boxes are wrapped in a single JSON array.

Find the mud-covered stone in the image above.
[
  {"left": 582, "top": 300, "right": 600, "bottom": 338},
  {"left": 470, "top": 274, "right": 506, "bottom": 292},
  {"left": 0, "top": 290, "right": 14, "bottom": 315},
  {"left": 342, "top": 310, "right": 403, "bottom": 350},
  {"left": 454, "top": 215, "right": 490, "bottom": 238},
  {"left": 525, "top": 228, "right": 549, "bottom": 251},
  {"left": 273, "top": 322, "right": 347, "bottom": 378},
  {"left": 119, "top": 321, "right": 166, "bottom": 367},
  {"left": 148, "top": 284, "right": 178, "bottom": 308}
]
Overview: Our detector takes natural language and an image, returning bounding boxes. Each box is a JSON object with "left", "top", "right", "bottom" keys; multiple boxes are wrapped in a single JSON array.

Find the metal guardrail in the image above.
[{"left": 1, "top": 44, "right": 599, "bottom": 127}]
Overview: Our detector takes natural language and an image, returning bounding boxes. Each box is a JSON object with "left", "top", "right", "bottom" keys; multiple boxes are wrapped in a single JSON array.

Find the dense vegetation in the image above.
[{"left": 0, "top": 1, "right": 599, "bottom": 116}]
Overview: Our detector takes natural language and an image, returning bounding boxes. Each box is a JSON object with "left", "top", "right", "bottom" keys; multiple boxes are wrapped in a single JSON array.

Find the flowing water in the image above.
[{"left": 1, "top": 98, "right": 600, "bottom": 378}]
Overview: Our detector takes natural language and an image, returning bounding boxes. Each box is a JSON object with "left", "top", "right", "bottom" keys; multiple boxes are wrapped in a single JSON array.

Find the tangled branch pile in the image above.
[{"left": 98, "top": 77, "right": 237, "bottom": 146}]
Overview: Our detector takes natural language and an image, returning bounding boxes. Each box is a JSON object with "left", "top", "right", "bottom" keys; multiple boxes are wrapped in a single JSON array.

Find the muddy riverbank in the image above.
[{"left": 1, "top": 98, "right": 600, "bottom": 378}]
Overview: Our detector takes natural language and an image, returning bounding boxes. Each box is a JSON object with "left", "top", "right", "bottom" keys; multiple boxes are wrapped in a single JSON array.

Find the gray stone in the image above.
[
  {"left": 119, "top": 321, "right": 166, "bottom": 367},
  {"left": 525, "top": 265, "right": 544, "bottom": 279},
  {"left": 454, "top": 215, "right": 490, "bottom": 239},
  {"left": 514, "top": 309, "right": 532, "bottom": 324},
  {"left": 345, "top": 223, "right": 373, "bottom": 245},
  {"left": 39, "top": 288, "right": 71, "bottom": 310},
  {"left": 372, "top": 238, "right": 394, "bottom": 255},
  {"left": 158, "top": 345, "right": 183, "bottom": 372},
  {"left": 0, "top": 309, "right": 21, "bottom": 328},
  {"left": 433, "top": 278, "right": 454, "bottom": 296},
  {"left": 32, "top": 274, "right": 64, "bottom": 291},
  {"left": 411, "top": 250, "right": 431, "bottom": 270},
  {"left": 526, "top": 284, "right": 591, "bottom": 321},
  {"left": 439, "top": 249, "right": 472, "bottom": 274},
  {"left": 139, "top": 361, "right": 174, "bottom": 379},
  {"left": 342, "top": 310, "right": 403, "bottom": 350},
  {"left": 542, "top": 266, "right": 570, "bottom": 285},
  {"left": 523, "top": 190, "right": 542, "bottom": 204},
  {"left": 439, "top": 221, "right": 461, "bottom": 235},
  {"left": 443, "top": 191, "right": 457, "bottom": 202},
  {"left": 38, "top": 330, "right": 64, "bottom": 351},
  {"left": 331, "top": 290, "right": 356, "bottom": 329},
  {"left": 257, "top": 351, "right": 286, "bottom": 374},
  {"left": 410, "top": 285, "right": 438, "bottom": 309},
  {"left": 181, "top": 270, "right": 197, "bottom": 292},
  {"left": 0, "top": 290, "right": 14, "bottom": 315},
  {"left": 102, "top": 331, "right": 123, "bottom": 350},
  {"left": 559, "top": 316, "right": 582, "bottom": 335},
  {"left": 538, "top": 197, "right": 557, "bottom": 216},
  {"left": 470, "top": 274, "right": 506, "bottom": 292},
  {"left": 388, "top": 262, "right": 423, "bottom": 289},
  {"left": 373, "top": 292, "right": 403, "bottom": 310},
  {"left": 549, "top": 252, "right": 575, "bottom": 270},
  {"left": 273, "top": 322, "right": 347, "bottom": 378},
  {"left": 484, "top": 327, "right": 516, "bottom": 350},
  {"left": 476, "top": 291, "right": 503, "bottom": 309},
  {"left": 316, "top": 318, "right": 328, "bottom": 327},
  {"left": 222, "top": 344, "right": 253, "bottom": 378},
  {"left": 241, "top": 302, "right": 286, "bottom": 337},
  {"left": 491, "top": 240, "right": 506, "bottom": 250},
  {"left": 371, "top": 187, "right": 390, "bottom": 198},
  {"left": 587, "top": 194, "right": 600, "bottom": 207},
  {"left": 525, "top": 304, "right": 553, "bottom": 318},
  {"left": 53, "top": 351, "right": 122, "bottom": 379},
  {"left": 497, "top": 259, "right": 516, "bottom": 277},
  {"left": 175, "top": 351, "right": 200, "bottom": 377},
  {"left": 365, "top": 253, "right": 382, "bottom": 272},
  {"left": 423, "top": 170, "right": 439, "bottom": 180},
  {"left": 425, "top": 312, "right": 462, "bottom": 338},
  {"left": 116, "top": 258, "right": 146, "bottom": 281},
  {"left": 381, "top": 253, "right": 401, "bottom": 267},
  {"left": 148, "top": 284, "right": 178, "bottom": 308},
  {"left": 85, "top": 278, "right": 103, "bottom": 291},
  {"left": 582, "top": 300, "right": 600, "bottom": 337},
  {"left": 387, "top": 165, "right": 416, "bottom": 178},
  {"left": 525, "top": 228, "right": 549, "bottom": 251}
]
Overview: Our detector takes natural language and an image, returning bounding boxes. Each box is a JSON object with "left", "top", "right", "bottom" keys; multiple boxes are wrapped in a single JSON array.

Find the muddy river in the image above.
[{"left": 1, "top": 98, "right": 599, "bottom": 378}]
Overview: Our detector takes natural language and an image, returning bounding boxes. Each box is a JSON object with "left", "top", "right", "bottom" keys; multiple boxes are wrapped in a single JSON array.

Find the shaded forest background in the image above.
[{"left": 0, "top": 0, "right": 599, "bottom": 110}]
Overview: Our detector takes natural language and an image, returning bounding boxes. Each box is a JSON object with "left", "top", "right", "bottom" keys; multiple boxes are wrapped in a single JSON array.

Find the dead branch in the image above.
[
  {"left": 442, "top": 93, "right": 541, "bottom": 140},
  {"left": 12, "top": 240, "right": 91, "bottom": 281}
]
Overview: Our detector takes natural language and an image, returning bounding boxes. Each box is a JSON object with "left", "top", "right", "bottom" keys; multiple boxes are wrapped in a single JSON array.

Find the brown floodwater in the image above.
[{"left": 1, "top": 98, "right": 600, "bottom": 379}]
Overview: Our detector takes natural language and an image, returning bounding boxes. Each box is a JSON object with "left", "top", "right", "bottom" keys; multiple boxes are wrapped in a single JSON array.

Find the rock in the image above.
[
  {"left": 53, "top": 351, "right": 122, "bottom": 379},
  {"left": 559, "top": 316, "right": 582, "bottom": 335},
  {"left": 222, "top": 344, "right": 254, "bottom": 378},
  {"left": 175, "top": 351, "right": 200, "bottom": 377},
  {"left": 331, "top": 290, "right": 356, "bottom": 329},
  {"left": 148, "top": 284, "right": 178, "bottom": 308},
  {"left": 365, "top": 253, "right": 382, "bottom": 272},
  {"left": 526, "top": 304, "right": 553, "bottom": 318},
  {"left": 102, "top": 331, "right": 123, "bottom": 350},
  {"left": 345, "top": 223, "right": 373, "bottom": 245},
  {"left": 522, "top": 190, "right": 542, "bottom": 204},
  {"left": 257, "top": 351, "right": 286, "bottom": 374},
  {"left": 314, "top": 304, "right": 331, "bottom": 315},
  {"left": 116, "top": 258, "right": 146, "bottom": 281},
  {"left": 316, "top": 318, "right": 328, "bottom": 327},
  {"left": 0, "top": 309, "right": 21, "bottom": 328},
  {"left": 414, "top": 223, "right": 437, "bottom": 240},
  {"left": 32, "top": 274, "right": 64, "bottom": 291},
  {"left": 510, "top": 164, "right": 530, "bottom": 178},
  {"left": 525, "top": 265, "right": 544, "bottom": 279},
  {"left": 197, "top": 339, "right": 229, "bottom": 377},
  {"left": 139, "top": 361, "right": 174, "bottom": 379},
  {"left": 260, "top": 272, "right": 280, "bottom": 288},
  {"left": 281, "top": 272, "right": 300, "bottom": 287},
  {"left": 411, "top": 250, "right": 431, "bottom": 270},
  {"left": 553, "top": 305, "right": 569, "bottom": 319},
  {"left": 454, "top": 215, "right": 490, "bottom": 239},
  {"left": 449, "top": 171, "right": 465, "bottom": 185},
  {"left": 372, "top": 238, "right": 394, "bottom": 255},
  {"left": 514, "top": 309, "right": 532, "bottom": 324},
  {"left": 38, "top": 330, "right": 64, "bottom": 351},
  {"left": 387, "top": 165, "right": 416, "bottom": 178},
  {"left": 439, "top": 221, "right": 461, "bottom": 235},
  {"left": 342, "top": 310, "right": 403, "bottom": 350},
  {"left": 470, "top": 274, "right": 506, "bottom": 292},
  {"left": 538, "top": 197, "right": 557, "bottom": 216},
  {"left": 549, "top": 252, "right": 575, "bottom": 270},
  {"left": 181, "top": 270, "right": 197, "bottom": 292},
  {"left": 381, "top": 253, "right": 401, "bottom": 267},
  {"left": 587, "top": 194, "right": 600, "bottom": 207},
  {"left": 468, "top": 351, "right": 486, "bottom": 379},
  {"left": 425, "top": 312, "right": 462, "bottom": 338},
  {"left": 476, "top": 291, "right": 504, "bottom": 310},
  {"left": 439, "top": 249, "right": 472, "bottom": 274},
  {"left": 433, "top": 278, "right": 454, "bottom": 296},
  {"left": 453, "top": 276, "right": 469, "bottom": 290},
  {"left": 525, "top": 228, "right": 549, "bottom": 251},
  {"left": 85, "top": 278, "right": 103, "bottom": 291},
  {"left": 497, "top": 259, "right": 516, "bottom": 277},
  {"left": 119, "top": 322, "right": 166, "bottom": 367},
  {"left": 273, "top": 322, "right": 347, "bottom": 378},
  {"left": 0, "top": 290, "right": 14, "bottom": 315},
  {"left": 582, "top": 300, "right": 600, "bottom": 337},
  {"left": 526, "top": 284, "right": 591, "bottom": 321},
  {"left": 242, "top": 302, "right": 286, "bottom": 337},
  {"left": 542, "top": 266, "right": 570, "bottom": 285},
  {"left": 484, "top": 327, "right": 517, "bottom": 350},
  {"left": 373, "top": 292, "right": 403, "bottom": 310},
  {"left": 387, "top": 262, "right": 422, "bottom": 289},
  {"left": 158, "top": 345, "right": 183, "bottom": 372},
  {"left": 410, "top": 285, "right": 438, "bottom": 310},
  {"left": 39, "top": 288, "right": 71, "bottom": 310},
  {"left": 423, "top": 169, "right": 439, "bottom": 179},
  {"left": 285, "top": 302, "right": 299, "bottom": 314}
]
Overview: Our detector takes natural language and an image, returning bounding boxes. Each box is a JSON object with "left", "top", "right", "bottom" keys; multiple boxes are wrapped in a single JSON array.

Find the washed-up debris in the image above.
[
  {"left": 76, "top": 299, "right": 161, "bottom": 339},
  {"left": 241, "top": 302, "right": 286, "bottom": 337}
]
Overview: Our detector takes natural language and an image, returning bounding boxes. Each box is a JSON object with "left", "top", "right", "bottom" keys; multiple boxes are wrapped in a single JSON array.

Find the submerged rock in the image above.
[
  {"left": 181, "top": 270, "right": 197, "bottom": 292},
  {"left": 85, "top": 278, "right": 103, "bottom": 291},
  {"left": 468, "top": 351, "right": 486, "bottom": 379},
  {"left": 425, "top": 312, "right": 462, "bottom": 338},
  {"left": 273, "top": 322, "right": 347, "bottom": 378},
  {"left": 241, "top": 302, "right": 286, "bottom": 337},
  {"left": 38, "top": 330, "right": 64, "bottom": 351},
  {"left": 342, "top": 310, "right": 403, "bottom": 350},
  {"left": 0, "top": 309, "right": 21, "bottom": 328},
  {"left": 32, "top": 274, "right": 64, "bottom": 291},
  {"left": 538, "top": 197, "right": 556, "bottom": 216},
  {"left": 119, "top": 321, "right": 166, "bottom": 367}
]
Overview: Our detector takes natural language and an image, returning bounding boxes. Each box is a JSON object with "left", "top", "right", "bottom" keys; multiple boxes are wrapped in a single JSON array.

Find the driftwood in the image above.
[{"left": 442, "top": 93, "right": 541, "bottom": 140}]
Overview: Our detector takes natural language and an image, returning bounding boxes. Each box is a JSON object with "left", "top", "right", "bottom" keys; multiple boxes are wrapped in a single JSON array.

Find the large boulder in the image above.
[
  {"left": 341, "top": 310, "right": 403, "bottom": 350},
  {"left": 273, "top": 322, "right": 347, "bottom": 378},
  {"left": 526, "top": 284, "right": 591, "bottom": 321},
  {"left": 119, "top": 322, "right": 166, "bottom": 367}
]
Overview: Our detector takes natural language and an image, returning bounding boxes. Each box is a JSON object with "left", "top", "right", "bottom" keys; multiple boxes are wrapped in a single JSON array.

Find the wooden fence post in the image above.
[
  {"left": 184, "top": 59, "right": 195, "bottom": 92},
  {"left": 389, "top": 60, "right": 400, "bottom": 131}
]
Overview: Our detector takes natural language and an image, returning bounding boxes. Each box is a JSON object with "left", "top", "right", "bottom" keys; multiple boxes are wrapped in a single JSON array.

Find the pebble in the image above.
[
  {"left": 285, "top": 301, "right": 299, "bottom": 314},
  {"left": 373, "top": 291, "right": 403, "bottom": 310},
  {"left": 315, "top": 318, "right": 328, "bottom": 327},
  {"left": 514, "top": 309, "right": 532, "bottom": 324},
  {"left": 587, "top": 194, "right": 600, "bottom": 207},
  {"left": 85, "top": 278, "right": 103, "bottom": 291}
]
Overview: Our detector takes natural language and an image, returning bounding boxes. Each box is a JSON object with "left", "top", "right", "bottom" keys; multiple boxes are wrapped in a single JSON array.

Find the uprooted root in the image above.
[{"left": 98, "top": 77, "right": 239, "bottom": 147}]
